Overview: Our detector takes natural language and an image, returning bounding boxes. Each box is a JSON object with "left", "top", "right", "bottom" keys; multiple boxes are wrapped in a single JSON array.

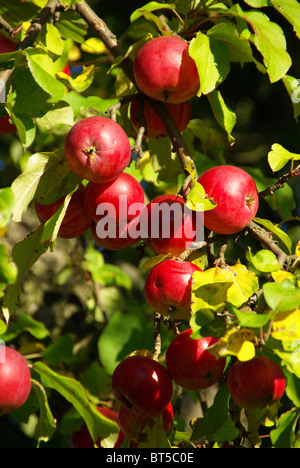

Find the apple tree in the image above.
[{"left": 0, "top": 0, "right": 300, "bottom": 449}]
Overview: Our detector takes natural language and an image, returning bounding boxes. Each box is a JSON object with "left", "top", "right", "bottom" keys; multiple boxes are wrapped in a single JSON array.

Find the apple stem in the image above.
[{"left": 84, "top": 146, "right": 96, "bottom": 160}]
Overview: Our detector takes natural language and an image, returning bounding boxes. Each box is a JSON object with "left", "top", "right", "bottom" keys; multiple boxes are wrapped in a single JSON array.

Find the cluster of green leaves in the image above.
[{"left": 0, "top": 0, "right": 299, "bottom": 449}]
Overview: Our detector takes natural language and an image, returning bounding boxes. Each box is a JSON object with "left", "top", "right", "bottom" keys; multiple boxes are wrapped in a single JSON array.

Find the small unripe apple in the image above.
[
  {"left": 133, "top": 36, "right": 200, "bottom": 104},
  {"left": 0, "top": 346, "right": 31, "bottom": 415},
  {"left": 165, "top": 329, "right": 226, "bottom": 389},
  {"left": 84, "top": 172, "right": 145, "bottom": 225},
  {"left": 111, "top": 354, "right": 173, "bottom": 417},
  {"left": 144, "top": 259, "right": 201, "bottom": 320},
  {"left": 65, "top": 116, "right": 131, "bottom": 183},
  {"left": 130, "top": 99, "right": 191, "bottom": 139},
  {"left": 197, "top": 165, "right": 259, "bottom": 234},
  {"left": 70, "top": 406, "right": 125, "bottom": 448},
  {"left": 118, "top": 401, "right": 173, "bottom": 444},
  {"left": 227, "top": 355, "right": 286, "bottom": 410},
  {"left": 143, "top": 194, "right": 203, "bottom": 257},
  {"left": 35, "top": 184, "right": 93, "bottom": 239}
]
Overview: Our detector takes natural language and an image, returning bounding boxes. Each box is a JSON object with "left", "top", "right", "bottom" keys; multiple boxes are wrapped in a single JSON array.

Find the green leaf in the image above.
[
  {"left": 0, "top": 187, "right": 14, "bottom": 228},
  {"left": 11, "top": 151, "right": 79, "bottom": 222},
  {"left": 11, "top": 112, "right": 36, "bottom": 148},
  {"left": 56, "top": 11, "right": 88, "bottom": 43},
  {"left": 270, "top": 0, "right": 300, "bottom": 39},
  {"left": 186, "top": 180, "right": 217, "bottom": 212},
  {"left": 191, "top": 384, "right": 235, "bottom": 440},
  {"left": 207, "top": 22, "right": 255, "bottom": 64},
  {"left": 3, "top": 224, "right": 47, "bottom": 316},
  {"left": 191, "top": 268, "right": 234, "bottom": 327},
  {"left": 282, "top": 75, "right": 300, "bottom": 121},
  {"left": 226, "top": 263, "right": 259, "bottom": 307},
  {"left": 24, "top": 48, "right": 67, "bottom": 104},
  {"left": 33, "top": 361, "right": 119, "bottom": 447},
  {"left": 148, "top": 138, "right": 183, "bottom": 181},
  {"left": 267, "top": 143, "right": 300, "bottom": 172},
  {"left": 42, "top": 334, "right": 75, "bottom": 365},
  {"left": 263, "top": 281, "right": 300, "bottom": 312},
  {"left": 0, "top": 244, "right": 17, "bottom": 298},
  {"left": 247, "top": 247, "right": 282, "bottom": 272},
  {"left": 243, "top": 10, "right": 292, "bottom": 82},
  {"left": 130, "top": 2, "right": 176, "bottom": 23},
  {"left": 189, "top": 31, "right": 230, "bottom": 96},
  {"left": 98, "top": 309, "right": 152, "bottom": 375},
  {"left": 229, "top": 303, "right": 273, "bottom": 328},
  {"left": 253, "top": 217, "right": 293, "bottom": 253},
  {"left": 36, "top": 23, "right": 64, "bottom": 58},
  {"left": 36, "top": 102, "right": 74, "bottom": 130},
  {"left": 207, "top": 89, "right": 236, "bottom": 145},
  {"left": 230, "top": 5, "right": 292, "bottom": 82},
  {"left": 56, "top": 65, "right": 95, "bottom": 93},
  {"left": 1, "top": 313, "right": 49, "bottom": 342},
  {"left": 270, "top": 408, "right": 300, "bottom": 448},
  {"left": 31, "top": 379, "right": 57, "bottom": 445}
]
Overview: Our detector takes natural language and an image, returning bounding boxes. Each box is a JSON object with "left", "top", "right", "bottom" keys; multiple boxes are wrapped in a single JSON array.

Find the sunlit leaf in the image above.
[
  {"left": 267, "top": 143, "right": 300, "bottom": 172},
  {"left": 272, "top": 309, "right": 300, "bottom": 342}
]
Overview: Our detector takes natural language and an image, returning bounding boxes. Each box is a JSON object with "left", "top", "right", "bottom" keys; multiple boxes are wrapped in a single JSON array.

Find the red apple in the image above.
[
  {"left": 111, "top": 355, "right": 173, "bottom": 417},
  {"left": 118, "top": 401, "right": 173, "bottom": 444},
  {"left": 197, "top": 165, "right": 259, "bottom": 235},
  {"left": 133, "top": 36, "right": 200, "bottom": 104},
  {"left": 227, "top": 355, "right": 286, "bottom": 411},
  {"left": 64, "top": 116, "right": 131, "bottom": 183},
  {"left": 70, "top": 406, "right": 125, "bottom": 448},
  {"left": 144, "top": 259, "right": 201, "bottom": 320},
  {"left": 0, "top": 115, "right": 16, "bottom": 135},
  {"left": 84, "top": 172, "right": 145, "bottom": 225},
  {"left": 165, "top": 329, "right": 226, "bottom": 390},
  {"left": 35, "top": 184, "right": 93, "bottom": 239},
  {"left": 142, "top": 194, "right": 203, "bottom": 257},
  {"left": 90, "top": 210, "right": 142, "bottom": 250},
  {"left": 0, "top": 32, "right": 16, "bottom": 53},
  {"left": 130, "top": 99, "right": 191, "bottom": 139},
  {"left": 0, "top": 346, "right": 31, "bottom": 415}
]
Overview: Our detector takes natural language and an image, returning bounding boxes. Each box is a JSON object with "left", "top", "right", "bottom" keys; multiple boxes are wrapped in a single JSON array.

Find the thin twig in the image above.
[{"left": 259, "top": 164, "right": 300, "bottom": 198}]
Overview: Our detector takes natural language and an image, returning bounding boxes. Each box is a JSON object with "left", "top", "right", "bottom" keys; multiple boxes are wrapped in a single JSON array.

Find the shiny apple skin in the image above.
[
  {"left": 197, "top": 165, "right": 259, "bottom": 235},
  {"left": 227, "top": 355, "right": 286, "bottom": 410},
  {"left": 65, "top": 116, "right": 131, "bottom": 183},
  {"left": 165, "top": 329, "right": 226, "bottom": 390},
  {"left": 0, "top": 346, "right": 31, "bottom": 415},
  {"left": 143, "top": 194, "right": 203, "bottom": 257},
  {"left": 144, "top": 259, "right": 201, "bottom": 320},
  {"left": 130, "top": 99, "right": 191, "bottom": 139},
  {"left": 111, "top": 355, "right": 173, "bottom": 418},
  {"left": 133, "top": 36, "right": 200, "bottom": 104},
  {"left": 84, "top": 172, "right": 145, "bottom": 225}
]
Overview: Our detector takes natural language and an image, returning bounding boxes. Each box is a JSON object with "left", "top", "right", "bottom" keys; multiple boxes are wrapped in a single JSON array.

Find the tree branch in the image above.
[
  {"left": 259, "top": 164, "right": 300, "bottom": 198},
  {"left": 246, "top": 220, "right": 290, "bottom": 266}
]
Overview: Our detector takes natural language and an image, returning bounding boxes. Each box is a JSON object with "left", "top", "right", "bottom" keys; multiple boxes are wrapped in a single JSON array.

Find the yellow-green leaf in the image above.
[
  {"left": 81, "top": 37, "right": 107, "bottom": 54},
  {"left": 56, "top": 65, "right": 95, "bottom": 93},
  {"left": 268, "top": 143, "right": 300, "bottom": 172},
  {"left": 272, "top": 309, "right": 300, "bottom": 342},
  {"left": 227, "top": 263, "right": 259, "bottom": 307},
  {"left": 141, "top": 253, "right": 173, "bottom": 270}
]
